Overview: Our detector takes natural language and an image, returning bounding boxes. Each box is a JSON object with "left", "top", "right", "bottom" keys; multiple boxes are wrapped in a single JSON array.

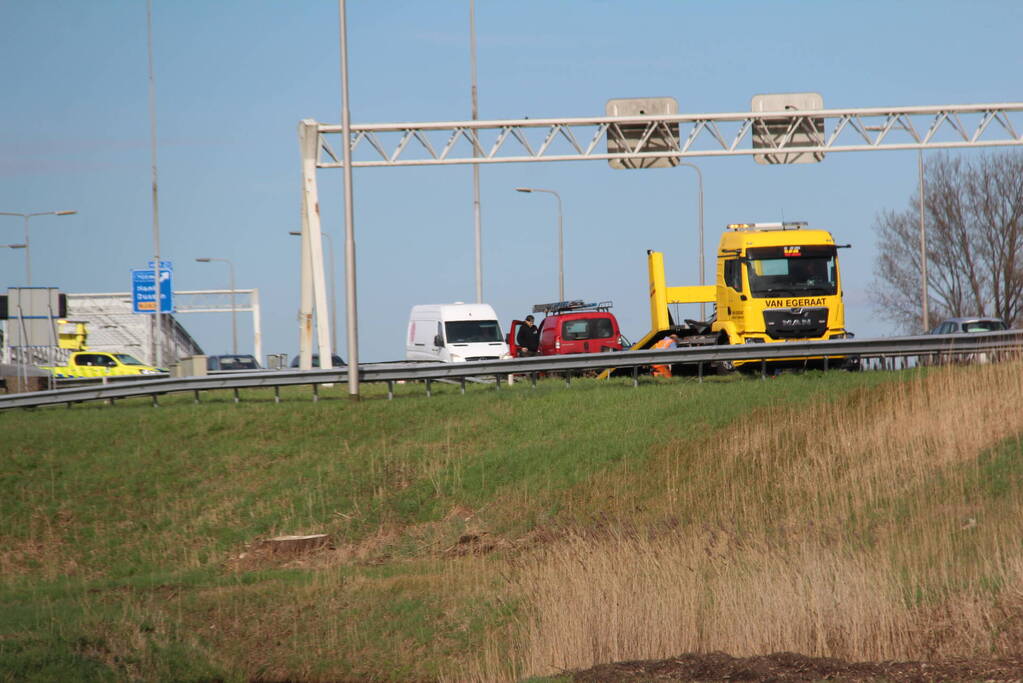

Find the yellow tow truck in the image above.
[{"left": 632, "top": 221, "right": 855, "bottom": 370}]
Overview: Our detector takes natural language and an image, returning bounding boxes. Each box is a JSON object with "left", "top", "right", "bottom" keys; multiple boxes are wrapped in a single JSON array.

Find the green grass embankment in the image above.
[{"left": 3, "top": 367, "right": 1021, "bottom": 681}]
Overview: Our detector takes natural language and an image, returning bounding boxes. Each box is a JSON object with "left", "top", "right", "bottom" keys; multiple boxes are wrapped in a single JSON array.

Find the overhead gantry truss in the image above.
[
  {"left": 296, "top": 101, "right": 1023, "bottom": 386},
  {"left": 310, "top": 102, "right": 1023, "bottom": 168},
  {"left": 68, "top": 290, "right": 263, "bottom": 362}
]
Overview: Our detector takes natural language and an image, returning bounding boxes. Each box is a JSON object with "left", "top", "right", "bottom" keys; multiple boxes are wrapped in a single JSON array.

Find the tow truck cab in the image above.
[{"left": 508, "top": 300, "right": 623, "bottom": 357}]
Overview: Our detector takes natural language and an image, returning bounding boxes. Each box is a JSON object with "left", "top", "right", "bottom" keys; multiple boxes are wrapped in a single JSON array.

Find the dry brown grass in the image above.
[
  {"left": 456, "top": 362, "right": 1023, "bottom": 681},
  {"left": 0, "top": 505, "right": 81, "bottom": 580}
]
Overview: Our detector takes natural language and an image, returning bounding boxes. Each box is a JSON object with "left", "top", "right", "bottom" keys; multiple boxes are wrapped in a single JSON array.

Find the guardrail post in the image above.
[
  {"left": 459, "top": 378, "right": 465, "bottom": 395},
  {"left": 425, "top": 379, "right": 432, "bottom": 397},
  {"left": 823, "top": 355, "right": 829, "bottom": 371},
  {"left": 494, "top": 375, "right": 501, "bottom": 390},
  {"left": 632, "top": 366, "right": 639, "bottom": 388},
  {"left": 530, "top": 372, "right": 537, "bottom": 389},
  {"left": 152, "top": 394, "right": 159, "bottom": 407},
  {"left": 760, "top": 359, "right": 766, "bottom": 380},
  {"left": 564, "top": 373, "right": 570, "bottom": 388},
  {"left": 387, "top": 380, "right": 394, "bottom": 400},
  {"left": 233, "top": 388, "right": 240, "bottom": 404},
  {"left": 698, "top": 361, "right": 703, "bottom": 383},
  {"left": 274, "top": 386, "right": 280, "bottom": 404},
  {"left": 312, "top": 384, "right": 319, "bottom": 402},
  {"left": 194, "top": 390, "right": 200, "bottom": 404}
]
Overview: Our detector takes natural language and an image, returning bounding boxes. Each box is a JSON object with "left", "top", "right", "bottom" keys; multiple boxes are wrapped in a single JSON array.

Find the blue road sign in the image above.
[
  {"left": 147, "top": 260, "right": 173, "bottom": 270},
  {"left": 131, "top": 268, "right": 173, "bottom": 313}
]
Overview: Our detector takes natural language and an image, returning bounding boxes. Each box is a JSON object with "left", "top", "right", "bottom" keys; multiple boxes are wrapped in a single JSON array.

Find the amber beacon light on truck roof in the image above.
[{"left": 727, "top": 221, "right": 807, "bottom": 231}]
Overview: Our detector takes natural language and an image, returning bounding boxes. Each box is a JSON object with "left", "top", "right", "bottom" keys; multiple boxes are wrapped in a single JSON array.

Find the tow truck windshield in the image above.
[
  {"left": 445, "top": 320, "right": 503, "bottom": 343},
  {"left": 745, "top": 245, "right": 837, "bottom": 298},
  {"left": 113, "top": 354, "right": 146, "bottom": 366}
]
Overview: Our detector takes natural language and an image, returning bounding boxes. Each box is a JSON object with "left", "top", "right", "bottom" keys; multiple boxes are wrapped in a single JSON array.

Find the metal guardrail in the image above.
[
  {"left": 53, "top": 373, "right": 171, "bottom": 389},
  {"left": 50, "top": 368, "right": 290, "bottom": 389},
  {"left": 2, "top": 330, "right": 1021, "bottom": 411}
]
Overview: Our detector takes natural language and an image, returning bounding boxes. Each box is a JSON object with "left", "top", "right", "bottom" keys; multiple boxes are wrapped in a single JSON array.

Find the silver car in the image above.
[
  {"left": 929, "top": 317, "right": 1007, "bottom": 334},
  {"left": 928, "top": 316, "right": 1009, "bottom": 365}
]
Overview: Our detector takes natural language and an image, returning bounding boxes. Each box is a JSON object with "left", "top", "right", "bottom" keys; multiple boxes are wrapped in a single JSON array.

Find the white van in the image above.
[{"left": 406, "top": 303, "right": 510, "bottom": 362}]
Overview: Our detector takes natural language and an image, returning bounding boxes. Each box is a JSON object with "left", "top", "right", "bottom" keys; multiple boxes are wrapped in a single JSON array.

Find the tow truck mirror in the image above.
[{"left": 434, "top": 334, "right": 444, "bottom": 347}]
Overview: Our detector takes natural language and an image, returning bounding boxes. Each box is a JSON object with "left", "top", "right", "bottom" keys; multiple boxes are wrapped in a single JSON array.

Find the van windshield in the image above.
[{"left": 445, "top": 320, "right": 502, "bottom": 343}]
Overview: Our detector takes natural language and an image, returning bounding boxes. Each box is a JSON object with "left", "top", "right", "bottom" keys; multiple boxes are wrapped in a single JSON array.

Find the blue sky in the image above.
[{"left": 3, "top": 1, "right": 1022, "bottom": 361}]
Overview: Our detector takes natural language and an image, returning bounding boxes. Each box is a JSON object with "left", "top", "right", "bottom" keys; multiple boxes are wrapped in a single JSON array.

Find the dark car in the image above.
[
  {"left": 290, "top": 354, "right": 346, "bottom": 368},
  {"left": 207, "top": 354, "right": 261, "bottom": 371},
  {"left": 929, "top": 317, "right": 1007, "bottom": 334}
]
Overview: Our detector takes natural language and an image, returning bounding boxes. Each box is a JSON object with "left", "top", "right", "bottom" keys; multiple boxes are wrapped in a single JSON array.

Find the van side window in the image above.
[{"left": 724, "top": 260, "right": 743, "bottom": 291}]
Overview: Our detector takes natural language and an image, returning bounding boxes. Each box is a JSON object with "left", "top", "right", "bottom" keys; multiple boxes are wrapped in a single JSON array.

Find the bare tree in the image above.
[{"left": 872, "top": 151, "right": 1023, "bottom": 333}]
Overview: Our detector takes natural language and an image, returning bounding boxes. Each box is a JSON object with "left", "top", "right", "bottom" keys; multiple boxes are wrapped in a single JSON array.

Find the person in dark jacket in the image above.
[{"left": 516, "top": 315, "right": 540, "bottom": 356}]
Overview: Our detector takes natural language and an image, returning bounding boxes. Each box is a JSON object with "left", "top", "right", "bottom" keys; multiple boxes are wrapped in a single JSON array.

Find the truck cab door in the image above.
[{"left": 722, "top": 259, "right": 746, "bottom": 332}]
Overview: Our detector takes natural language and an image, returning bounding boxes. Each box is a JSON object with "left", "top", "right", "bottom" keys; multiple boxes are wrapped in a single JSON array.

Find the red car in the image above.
[{"left": 508, "top": 301, "right": 624, "bottom": 357}]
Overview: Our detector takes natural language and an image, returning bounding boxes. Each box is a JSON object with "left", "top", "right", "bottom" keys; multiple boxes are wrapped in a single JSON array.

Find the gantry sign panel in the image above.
[
  {"left": 605, "top": 96, "right": 680, "bottom": 169},
  {"left": 751, "top": 92, "right": 825, "bottom": 165},
  {"left": 312, "top": 102, "right": 1023, "bottom": 169}
]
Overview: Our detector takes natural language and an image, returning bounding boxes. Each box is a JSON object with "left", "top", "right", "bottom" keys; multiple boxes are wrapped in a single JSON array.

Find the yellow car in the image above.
[{"left": 40, "top": 352, "right": 166, "bottom": 378}]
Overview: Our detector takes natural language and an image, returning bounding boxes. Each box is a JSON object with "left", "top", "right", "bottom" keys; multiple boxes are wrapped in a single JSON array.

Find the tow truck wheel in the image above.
[{"left": 712, "top": 332, "right": 735, "bottom": 374}]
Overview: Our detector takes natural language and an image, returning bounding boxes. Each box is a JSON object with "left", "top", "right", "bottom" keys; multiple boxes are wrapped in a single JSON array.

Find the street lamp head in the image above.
[
  {"left": 195, "top": 257, "right": 211, "bottom": 263},
  {"left": 3, "top": 243, "right": 27, "bottom": 249},
  {"left": 288, "top": 231, "right": 301, "bottom": 236},
  {"left": 515, "top": 187, "right": 533, "bottom": 193},
  {"left": 55, "top": 210, "right": 77, "bottom": 216}
]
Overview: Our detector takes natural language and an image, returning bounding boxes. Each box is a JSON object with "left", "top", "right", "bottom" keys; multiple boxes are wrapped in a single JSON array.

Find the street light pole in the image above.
[
  {"left": 515, "top": 187, "right": 564, "bottom": 301},
  {"left": 470, "top": 0, "right": 483, "bottom": 303},
  {"left": 290, "top": 230, "right": 337, "bottom": 351},
  {"left": 339, "top": 0, "right": 360, "bottom": 398},
  {"left": 918, "top": 149, "right": 929, "bottom": 331},
  {"left": 675, "top": 163, "right": 705, "bottom": 320},
  {"left": 196, "top": 257, "right": 237, "bottom": 354},
  {"left": 0, "top": 210, "right": 77, "bottom": 286}
]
